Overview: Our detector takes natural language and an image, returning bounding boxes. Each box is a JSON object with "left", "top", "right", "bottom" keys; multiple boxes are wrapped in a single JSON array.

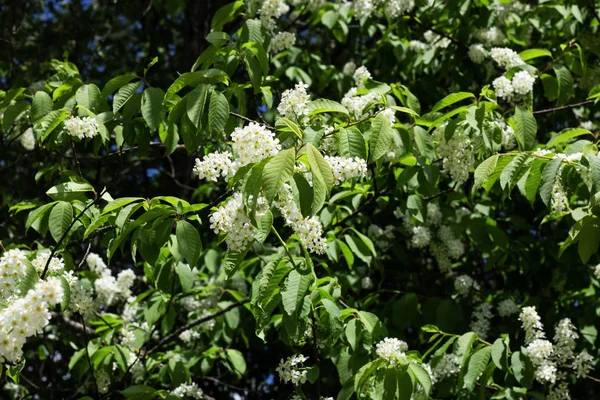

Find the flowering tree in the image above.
[{"left": 1, "top": 0, "right": 600, "bottom": 399}]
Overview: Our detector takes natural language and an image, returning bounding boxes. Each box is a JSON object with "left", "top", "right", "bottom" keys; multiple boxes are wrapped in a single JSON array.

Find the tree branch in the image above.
[{"left": 533, "top": 99, "right": 595, "bottom": 115}]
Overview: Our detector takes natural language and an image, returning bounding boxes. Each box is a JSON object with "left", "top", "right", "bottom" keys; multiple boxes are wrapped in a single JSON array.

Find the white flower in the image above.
[
  {"left": 380, "top": 107, "right": 395, "bottom": 125},
  {"left": 512, "top": 70, "right": 535, "bottom": 95},
  {"left": 343, "top": 61, "right": 357, "bottom": 75},
  {"left": 595, "top": 264, "right": 600, "bottom": 279},
  {"left": 409, "top": 40, "right": 427, "bottom": 52},
  {"left": 551, "top": 174, "right": 568, "bottom": 214},
  {"left": 468, "top": 44, "right": 486, "bottom": 64},
  {"left": 498, "top": 299, "right": 519, "bottom": 317},
  {"left": 434, "top": 354, "right": 460, "bottom": 379},
  {"left": 454, "top": 275, "right": 479, "bottom": 297},
  {"left": 470, "top": 302, "right": 493, "bottom": 340},
  {"left": 411, "top": 226, "right": 431, "bottom": 248},
  {"left": 519, "top": 306, "right": 545, "bottom": 343},
  {"left": 553, "top": 318, "right": 578, "bottom": 365},
  {"left": 209, "top": 192, "right": 262, "bottom": 252},
  {"left": 270, "top": 31, "right": 296, "bottom": 53},
  {"left": 193, "top": 151, "right": 236, "bottom": 182},
  {"left": 231, "top": 122, "right": 281, "bottom": 166},
  {"left": 171, "top": 382, "right": 204, "bottom": 399},
  {"left": 477, "top": 27, "right": 505, "bottom": 45},
  {"left": 527, "top": 339, "right": 554, "bottom": 365},
  {"left": 573, "top": 351, "right": 594, "bottom": 378},
  {"left": 533, "top": 148, "right": 553, "bottom": 158},
  {"left": 498, "top": 121, "right": 516, "bottom": 149},
  {"left": 385, "top": 0, "right": 414, "bottom": 18},
  {"left": 278, "top": 82, "right": 310, "bottom": 119},
  {"left": 0, "top": 249, "right": 28, "bottom": 299},
  {"left": 535, "top": 360, "right": 557, "bottom": 384},
  {"left": 375, "top": 337, "right": 408, "bottom": 364},
  {"left": 86, "top": 253, "right": 108, "bottom": 276},
  {"left": 31, "top": 251, "right": 64, "bottom": 275},
  {"left": 361, "top": 276, "right": 374, "bottom": 289},
  {"left": 433, "top": 124, "right": 475, "bottom": 184},
  {"left": 325, "top": 156, "right": 368, "bottom": 184},
  {"left": 276, "top": 354, "right": 309, "bottom": 385},
  {"left": 19, "top": 128, "right": 36, "bottom": 151},
  {"left": 352, "top": 0, "right": 377, "bottom": 19},
  {"left": 493, "top": 76, "right": 514, "bottom": 99},
  {"left": 438, "top": 226, "right": 464, "bottom": 260},
  {"left": 580, "top": 120, "right": 595, "bottom": 131},
  {"left": 258, "top": 0, "right": 290, "bottom": 30},
  {"left": 490, "top": 47, "right": 525, "bottom": 70},
  {"left": 353, "top": 66, "right": 372, "bottom": 88},
  {"left": 342, "top": 87, "right": 379, "bottom": 120},
  {"left": 64, "top": 116, "right": 99, "bottom": 140}
]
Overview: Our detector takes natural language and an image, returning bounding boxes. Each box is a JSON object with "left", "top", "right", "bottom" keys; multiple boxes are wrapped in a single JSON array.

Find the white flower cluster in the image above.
[
  {"left": 353, "top": 66, "right": 372, "bottom": 88},
  {"left": 580, "top": 120, "right": 595, "bottom": 131},
  {"left": 0, "top": 249, "right": 28, "bottom": 299},
  {"left": 193, "top": 151, "right": 235, "bottom": 182},
  {"left": 380, "top": 107, "right": 396, "bottom": 126},
  {"left": 470, "top": 302, "right": 493, "bottom": 340},
  {"left": 86, "top": 253, "right": 135, "bottom": 306},
  {"left": 492, "top": 76, "right": 513, "bottom": 99},
  {"left": 434, "top": 354, "right": 460, "bottom": 379},
  {"left": 385, "top": 0, "right": 415, "bottom": 18},
  {"left": 352, "top": 0, "right": 415, "bottom": 19},
  {"left": 270, "top": 31, "right": 296, "bottom": 53},
  {"left": 361, "top": 276, "right": 374, "bottom": 289},
  {"left": 342, "top": 87, "right": 379, "bottom": 120},
  {"left": 62, "top": 270, "right": 94, "bottom": 317},
  {"left": 278, "top": 82, "right": 310, "bottom": 119},
  {"left": 276, "top": 185, "right": 327, "bottom": 253},
  {"left": 19, "top": 128, "right": 36, "bottom": 151},
  {"left": 468, "top": 44, "right": 487, "bottom": 64},
  {"left": 433, "top": 124, "right": 475, "bottom": 184},
  {"left": 519, "top": 306, "right": 545, "bottom": 343},
  {"left": 438, "top": 226, "right": 464, "bottom": 260},
  {"left": 497, "top": 120, "right": 516, "bottom": 149},
  {"left": 324, "top": 156, "right": 367, "bottom": 184},
  {"left": 64, "top": 116, "right": 99, "bottom": 140},
  {"left": 232, "top": 122, "right": 282, "bottom": 166},
  {"left": 477, "top": 27, "right": 506, "bottom": 46},
  {"left": 595, "top": 264, "right": 600, "bottom": 279},
  {"left": 0, "top": 276, "right": 63, "bottom": 362},
  {"left": 367, "top": 224, "right": 395, "bottom": 250},
  {"left": 31, "top": 251, "right": 64, "bottom": 275},
  {"left": 454, "top": 274, "right": 480, "bottom": 297},
  {"left": 411, "top": 226, "right": 431, "bottom": 249},
  {"left": 258, "top": 0, "right": 289, "bottom": 30},
  {"left": 490, "top": 47, "right": 525, "bottom": 70},
  {"left": 551, "top": 174, "right": 568, "bottom": 214},
  {"left": 276, "top": 354, "right": 309, "bottom": 385},
  {"left": 427, "top": 203, "right": 443, "bottom": 226},
  {"left": 171, "top": 382, "right": 204, "bottom": 399},
  {"left": 409, "top": 40, "right": 428, "bottom": 52},
  {"left": 493, "top": 71, "right": 535, "bottom": 100},
  {"left": 343, "top": 61, "right": 357, "bottom": 76},
  {"left": 209, "top": 192, "right": 263, "bottom": 251},
  {"left": 375, "top": 337, "right": 409, "bottom": 364},
  {"left": 497, "top": 298, "right": 520, "bottom": 317}
]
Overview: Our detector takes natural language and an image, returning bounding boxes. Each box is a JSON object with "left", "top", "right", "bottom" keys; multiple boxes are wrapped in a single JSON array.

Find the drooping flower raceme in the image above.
[
  {"left": 193, "top": 151, "right": 236, "bottom": 182},
  {"left": 454, "top": 274, "right": 479, "bottom": 297},
  {"left": 277, "top": 82, "right": 310, "bottom": 119},
  {"left": 493, "top": 76, "right": 514, "bottom": 99},
  {"left": 231, "top": 122, "right": 282, "bottom": 166},
  {"left": 324, "top": 156, "right": 367, "bottom": 184},
  {"left": 64, "top": 116, "right": 100, "bottom": 140},
  {"left": 519, "top": 306, "right": 545, "bottom": 343},
  {"left": 490, "top": 47, "right": 524, "bottom": 70},
  {"left": 376, "top": 337, "right": 408, "bottom": 364},
  {"left": 270, "top": 31, "right": 296, "bottom": 53},
  {"left": 342, "top": 87, "right": 379, "bottom": 120},
  {"left": 353, "top": 66, "right": 372, "bottom": 88},
  {"left": 468, "top": 44, "right": 486, "bottom": 64},
  {"left": 209, "top": 192, "right": 263, "bottom": 252},
  {"left": 32, "top": 251, "right": 65, "bottom": 275},
  {"left": 0, "top": 249, "right": 28, "bottom": 299},
  {"left": 498, "top": 298, "right": 520, "bottom": 317},
  {"left": 433, "top": 124, "right": 475, "bottom": 184},
  {"left": 470, "top": 302, "right": 493, "bottom": 340},
  {"left": 276, "top": 354, "right": 309, "bottom": 386},
  {"left": 258, "top": 0, "right": 290, "bottom": 30},
  {"left": 171, "top": 382, "right": 204, "bottom": 399},
  {"left": 512, "top": 70, "right": 536, "bottom": 95}
]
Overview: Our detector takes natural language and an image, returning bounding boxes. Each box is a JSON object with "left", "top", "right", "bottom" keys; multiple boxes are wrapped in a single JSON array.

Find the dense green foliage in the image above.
[{"left": 1, "top": 1, "right": 600, "bottom": 399}]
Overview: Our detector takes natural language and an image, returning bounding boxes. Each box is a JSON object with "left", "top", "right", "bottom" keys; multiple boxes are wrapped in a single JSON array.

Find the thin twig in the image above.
[
  {"left": 533, "top": 99, "right": 595, "bottom": 115},
  {"left": 229, "top": 112, "right": 273, "bottom": 130},
  {"left": 71, "top": 139, "right": 82, "bottom": 176},
  {"left": 78, "top": 243, "right": 92, "bottom": 270},
  {"left": 81, "top": 316, "right": 100, "bottom": 396}
]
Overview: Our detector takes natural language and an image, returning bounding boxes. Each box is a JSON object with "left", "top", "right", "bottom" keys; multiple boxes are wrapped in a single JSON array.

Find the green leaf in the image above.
[
  {"left": 49, "top": 201, "right": 73, "bottom": 243},
  {"left": 547, "top": 128, "right": 591, "bottom": 147},
  {"left": 165, "top": 70, "right": 229, "bottom": 104},
  {"left": 431, "top": 92, "right": 475, "bottom": 113},
  {"left": 114, "top": 344, "right": 130, "bottom": 374},
  {"left": 514, "top": 107, "right": 537, "bottom": 151},
  {"left": 26, "top": 202, "right": 57, "bottom": 231},
  {"left": 31, "top": 91, "right": 53, "bottom": 123},
  {"left": 102, "top": 197, "right": 144, "bottom": 215},
  {"left": 208, "top": 90, "right": 229, "bottom": 134},
  {"left": 113, "top": 81, "right": 142, "bottom": 114},
  {"left": 101, "top": 73, "right": 138, "bottom": 97},
  {"left": 500, "top": 152, "right": 530, "bottom": 190},
  {"left": 207, "top": 31, "right": 230, "bottom": 47},
  {"left": 176, "top": 220, "right": 202, "bottom": 267},
  {"left": 277, "top": 117, "right": 303, "bottom": 140},
  {"left": 473, "top": 155, "right": 499, "bottom": 191},
  {"left": 75, "top": 84, "right": 101, "bottom": 112},
  {"left": 241, "top": 42, "right": 269, "bottom": 76},
  {"left": 539, "top": 157, "right": 562, "bottom": 206},
  {"left": 511, "top": 351, "right": 534, "bottom": 388},
  {"left": 18, "top": 262, "right": 40, "bottom": 294},
  {"left": 261, "top": 148, "right": 296, "bottom": 203},
  {"left": 408, "top": 363, "right": 432, "bottom": 396},
  {"left": 491, "top": 338, "right": 508, "bottom": 370},
  {"left": 464, "top": 346, "right": 492, "bottom": 391},
  {"left": 243, "top": 55, "right": 262, "bottom": 94},
  {"left": 46, "top": 182, "right": 94, "bottom": 201},
  {"left": 339, "top": 128, "right": 367, "bottom": 159},
  {"left": 389, "top": 106, "right": 420, "bottom": 116},
  {"left": 225, "top": 349, "right": 247, "bottom": 376},
  {"left": 307, "top": 99, "right": 349, "bottom": 115},
  {"left": 354, "top": 360, "right": 379, "bottom": 394},
  {"left": 121, "top": 385, "right": 158, "bottom": 400},
  {"left": 369, "top": 113, "right": 393, "bottom": 161},
  {"left": 578, "top": 217, "right": 600, "bottom": 263},
  {"left": 175, "top": 262, "right": 196, "bottom": 293},
  {"left": 281, "top": 270, "right": 311, "bottom": 316},
  {"left": 40, "top": 108, "right": 70, "bottom": 141},
  {"left": 306, "top": 143, "right": 334, "bottom": 215},
  {"left": 254, "top": 210, "right": 273, "bottom": 244},
  {"left": 553, "top": 63, "right": 574, "bottom": 106},
  {"left": 211, "top": 1, "right": 245, "bottom": 31},
  {"left": 522, "top": 158, "right": 546, "bottom": 205},
  {"left": 396, "top": 369, "right": 413, "bottom": 400},
  {"left": 519, "top": 49, "right": 552, "bottom": 61},
  {"left": 141, "top": 87, "right": 165, "bottom": 132},
  {"left": 186, "top": 84, "right": 209, "bottom": 129},
  {"left": 414, "top": 126, "right": 434, "bottom": 160},
  {"left": 541, "top": 73, "right": 559, "bottom": 101}
]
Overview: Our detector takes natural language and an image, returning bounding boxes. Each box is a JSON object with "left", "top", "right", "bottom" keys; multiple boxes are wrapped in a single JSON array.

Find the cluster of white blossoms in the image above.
[
  {"left": 171, "top": 382, "right": 204, "bottom": 399},
  {"left": 493, "top": 70, "right": 536, "bottom": 100},
  {"left": 434, "top": 353, "right": 461, "bottom": 379},
  {"left": 409, "top": 40, "right": 428, "bottom": 53},
  {"left": 492, "top": 76, "right": 513, "bottom": 99},
  {"left": 385, "top": 0, "right": 415, "bottom": 18},
  {"left": 438, "top": 226, "right": 464, "bottom": 260},
  {"left": 376, "top": 337, "right": 409, "bottom": 364},
  {"left": 270, "top": 31, "right": 296, "bottom": 53},
  {"left": 519, "top": 306, "right": 545, "bottom": 343},
  {"left": 0, "top": 249, "right": 28, "bottom": 298},
  {"left": 193, "top": 151, "right": 235, "bottom": 182},
  {"left": 0, "top": 276, "right": 64, "bottom": 362},
  {"left": 62, "top": 270, "right": 95, "bottom": 317},
  {"left": 497, "top": 298, "right": 520, "bottom": 317},
  {"left": 342, "top": 87, "right": 379, "bottom": 120},
  {"left": 410, "top": 226, "right": 431, "bottom": 249},
  {"left": 64, "top": 116, "right": 99, "bottom": 140},
  {"left": 277, "top": 185, "right": 327, "bottom": 253},
  {"left": 454, "top": 274, "right": 480, "bottom": 297},
  {"left": 210, "top": 192, "right": 264, "bottom": 251},
  {"left": 580, "top": 120, "right": 595, "bottom": 131},
  {"left": 380, "top": 107, "right": 396, "bottom": 126},
  {"left": 276, "top": 354, "right": 309, "bottom": 386},
  {"left": 427, "top": 203, "right": 443, "bottom": 226},
  {"left": 31, "top": 251, "right": 65, "bottom": 275},
  {"left": 343, "top": 61, "right": 356, "bottom": 76},
  {"left": 278, "top": 82, "right": 310, "bottom": 119},
  {"left": 367, "top": 224, "right": 395, "bottom": 250},
  {"left": 470, "top": 302, "right": 493, "bottom": 339},
  {"left": 433, "top": 124, "right": 475, "bottom": 184},
  {"left": 477, "top": 27, "right": 506, "bottom": 46},
  {"left": 361, "top": 276, "right": 374, "bottom": 289},
  {"left": 595, "top": 264, "right": 600, "bottom": 279},
  {"left": 324, "top": 156, "right": 367, "bottom": 184},
  {"left": 497, "top": 120, "right": 516, "bottom": 149},
  {"left": 490, "top": 47, "right": 525, "bottom": 70},
  {"left": 353, "top": 0, "right": 414, "bottom": 19},
  {"left": 353, "top": 66, "right": 372, "bottom": 88},
  {"left": 468, "top": 44, "right": 487, "bottom": 64},
  {"left": 86, "top": 253, "right": 135, "bottom": 306},
  {"left": 231, "top": 122, "right": 282, "bottom": 166},
  {"left": 257, "top": 0, "right": 289, "bottom": 30},
  {"left": 551, "top": 173, "right": 569, "bottom": 214},
  {"left": 19, "top": 128, "right": 36, "bottom": 151}
]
